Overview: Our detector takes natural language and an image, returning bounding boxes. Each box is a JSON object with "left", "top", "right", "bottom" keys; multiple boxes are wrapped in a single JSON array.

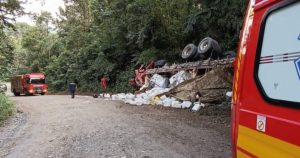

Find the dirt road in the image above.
[{"left": 0, "top": 95, "right": 231, "bottom": 158}]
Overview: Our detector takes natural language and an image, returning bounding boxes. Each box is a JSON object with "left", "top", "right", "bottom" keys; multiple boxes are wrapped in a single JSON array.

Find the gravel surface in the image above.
[{"left": 0, "top": 95, "right": 231, "bottom": 158}]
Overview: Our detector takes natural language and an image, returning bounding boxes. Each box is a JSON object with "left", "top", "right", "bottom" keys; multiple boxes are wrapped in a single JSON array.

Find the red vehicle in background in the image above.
[
  {"left": 11, "top": 73, "right": 48, "bottom": 96},
  {"left": 232, "top": 0, "right": 300, "bottom": 157}
]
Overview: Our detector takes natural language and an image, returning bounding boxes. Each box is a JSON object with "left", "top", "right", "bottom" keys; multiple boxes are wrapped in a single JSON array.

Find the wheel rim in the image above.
[
  {"left": 200, "top": 41, "right": 209, "bottom": 50},
  {"left": 183, "top": 44, "right": 198, "bottom": 59},
  {"left": 183, "top": 47, "right": 192, "bottom": 56}
]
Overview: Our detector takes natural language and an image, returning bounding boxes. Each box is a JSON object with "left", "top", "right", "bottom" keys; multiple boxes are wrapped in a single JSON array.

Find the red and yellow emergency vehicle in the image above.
[
  {"left": 232, "top": 0, "right": 300, "bottom": 157},
  {"left": 11, "top": 73, "right": 48, "bottom": 96}
]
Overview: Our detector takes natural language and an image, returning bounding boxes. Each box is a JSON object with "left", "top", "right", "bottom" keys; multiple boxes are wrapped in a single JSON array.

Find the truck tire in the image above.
[
  {"left": 198, "top": 37, "right": 222, "bottom": 59},
  {"left": 193, "top": 52, "right": 204, "bottom": 61},
  {"left": 182, "top": 44, "right": 197, "bottom": 60},
  {"left": 198, "top": 37, "right": 213, "bottom": 55},
  {"left": 24, "top": 90, "right": 28, "bottom": 96},
  {"left": 13, "top": 89, "right": 20, "bottom": 96},
  {"left": 41, "top": 93, "right": 45, "bottom": 95},
  {"left": 224, "top": 51, "right": 236, "bottom": 58},
  {"left": 154, "top": 60, "right": 166, "bottom": 68},
  {"left": 210, "top": 40, "right": 223, "bottom": 59}
]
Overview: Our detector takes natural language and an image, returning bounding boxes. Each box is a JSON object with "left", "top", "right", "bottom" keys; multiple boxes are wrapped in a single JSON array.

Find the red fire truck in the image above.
[
  {"left": 11, "top": 73, "right": 48, "bottom": 96},
  {"left": 232, "top": 0, "right": 300, "bottom": 157}
]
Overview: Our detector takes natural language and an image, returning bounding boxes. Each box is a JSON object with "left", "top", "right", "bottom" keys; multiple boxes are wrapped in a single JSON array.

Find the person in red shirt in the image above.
[{"left": 101, "top": 75, "right": 108, "bottom": 90}]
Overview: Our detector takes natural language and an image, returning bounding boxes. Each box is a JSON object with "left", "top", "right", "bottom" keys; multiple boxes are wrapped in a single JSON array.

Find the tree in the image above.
[
  {"left": 0, "top": 0, "right": 22, "bottom": 29},
  {"left": 183, "top": 0, "right": 248, "bottom": 50},
  {"left": 10, "top": 13, "right": 59, "bottom": 74},
  {"left": 33, "top": 11, "right": 52, "bottom": 34},
  {"left": 9, "top": 0, "right": 248, "bottom": 92},
  {"left": 0, "top": 0, "right": 22, "bottom": 80},
  {"left": 0, "top": 30, "right": 14, "bottom": 80}
]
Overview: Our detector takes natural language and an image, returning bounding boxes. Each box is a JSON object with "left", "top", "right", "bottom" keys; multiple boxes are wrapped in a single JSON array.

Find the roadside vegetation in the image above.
[
  {"left": 0, "top": 0, "right": 247, "bottom": 93},
  {"left": 0, "top": 93, "right": 15, "bottom": 124}
]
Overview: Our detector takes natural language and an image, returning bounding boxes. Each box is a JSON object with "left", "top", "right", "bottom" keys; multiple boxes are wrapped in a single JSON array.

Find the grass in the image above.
[{"left": 0, "top": 93, "right": 15, "bottom": 124}]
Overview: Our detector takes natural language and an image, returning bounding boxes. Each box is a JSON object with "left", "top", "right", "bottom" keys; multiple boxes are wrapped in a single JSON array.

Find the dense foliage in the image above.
[
  {"left": 0, "top": 0, "right": 22, "bottom": 81},
  {"left": 0, "top": 93, "right": 14, "bottom": 123},
  {"left": 7, "top": 0, "right": 247, "bottom": 93}
]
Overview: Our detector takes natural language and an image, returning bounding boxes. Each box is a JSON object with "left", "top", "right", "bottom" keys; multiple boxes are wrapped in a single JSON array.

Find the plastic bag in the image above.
[
  {"left": 226, "top": 91, "right": 232, "bottom": 97},
  {"left": 181, "top": 101, "right": 192, "bottom": 109},
  {"left": 150, "top": 74, "right": 170, "bottom": 88},
  {"left": 163, "top": 98, "right": 172, "bottom": 107},
  {"left": 171, "top": 101, "right": 181, "bottom": 108},
  {"left": 169, "top": 71, "right": 191, "bottom": 88},
  {"left": 192, "top": 102, "right": 206, "bottom": 112},
  {"left": 126, "top": 93, "right": 135, "bottom": 99}
]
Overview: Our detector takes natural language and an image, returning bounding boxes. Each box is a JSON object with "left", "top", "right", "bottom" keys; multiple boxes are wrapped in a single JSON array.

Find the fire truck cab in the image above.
[
  {"left": 232, "top": 0, "right": 300, "bottom": 157},
  {"left": 11, "top": 73, "right": 48, "bottom": 96}
]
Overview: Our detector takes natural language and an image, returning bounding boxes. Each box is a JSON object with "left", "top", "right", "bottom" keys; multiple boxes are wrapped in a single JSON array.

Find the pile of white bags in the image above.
[
  {"left": 108, "top": 71, "right": 208, "bottom": 111},
  {"left": 111, "top": 87, "right": 170, "bottom": 106},
  {"left": 111, "top": 91, "right": 206, "bottom": 111}
]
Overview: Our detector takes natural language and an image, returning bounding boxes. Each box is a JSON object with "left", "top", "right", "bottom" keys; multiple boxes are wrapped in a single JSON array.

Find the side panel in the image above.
[
  {"left": 232, "top": 0, "right": 256, "bottom": 157},
  {"left": 11, "top": 76, "right": 24, "bottom": 93},
  {"left": 234, "top": 0, "right": 300, "bottom": 157}
]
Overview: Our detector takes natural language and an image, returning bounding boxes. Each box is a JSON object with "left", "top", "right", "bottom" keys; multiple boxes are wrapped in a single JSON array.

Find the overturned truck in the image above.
[
  {"left": 164, "top": 67, "right": 233, "bottom": 104},
  {"left": 125, "top": 37, "right": 235, "bottom": 108},
  {"left": 130, "top": 37, "right": 235, "bottom": 89}
]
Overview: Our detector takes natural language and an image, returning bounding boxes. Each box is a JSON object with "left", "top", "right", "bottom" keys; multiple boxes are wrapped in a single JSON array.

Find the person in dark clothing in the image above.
[{"left": 69, "top": 82, "right": 77, "bottom": 99}]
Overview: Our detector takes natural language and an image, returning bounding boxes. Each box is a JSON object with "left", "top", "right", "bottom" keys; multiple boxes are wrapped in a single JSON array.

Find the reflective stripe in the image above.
[
  {"left": 233, "top": 52, "right": 242, "bottom": 103},
  {"left": 260, "top": 52, "right": 300, "bottom": 64},
  {"left": 237, "top": 125, "right": 300, "bottom": 158},
  {"left": 237, "top": 150, "right": 251, "bottom": 158}
]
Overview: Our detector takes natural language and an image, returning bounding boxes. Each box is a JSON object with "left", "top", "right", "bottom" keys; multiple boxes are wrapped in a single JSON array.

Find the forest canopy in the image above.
[{"left": 1, "top": 0, "right": 248, "bottom": 93}]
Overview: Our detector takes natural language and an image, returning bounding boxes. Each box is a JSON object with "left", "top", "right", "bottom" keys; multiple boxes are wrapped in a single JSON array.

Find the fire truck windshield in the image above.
[{"left": 30, "top": 79, "right": 45, "bottom": 84}]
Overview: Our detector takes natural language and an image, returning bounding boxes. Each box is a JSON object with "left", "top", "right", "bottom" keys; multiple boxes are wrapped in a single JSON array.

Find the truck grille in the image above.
[{"left": 34, "top": 87, "right": 42, "bottom": 91}]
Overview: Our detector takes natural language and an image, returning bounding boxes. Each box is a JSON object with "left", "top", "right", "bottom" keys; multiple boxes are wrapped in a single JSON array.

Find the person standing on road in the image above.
[
  {"left": 101, "top": 75, "right": 108, "bottom": 91},
  {"left": 69, "top": 81, "right": 77, "bottom": 99}
]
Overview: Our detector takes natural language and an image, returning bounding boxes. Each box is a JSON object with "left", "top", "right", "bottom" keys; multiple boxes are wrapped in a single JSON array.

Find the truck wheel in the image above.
[
  {"left": 24, "top": 90, "right": 32, "bottom": 96},
  {"left": 198, "top": 37, "right": 213, "bottom": 56},
  {"left": 154, "top": 60, "right": 166, "bottom": 68},
  {"left": 193, "top": 52, "right": 203, "bottom": 60},
  {"left": 210, "top": 40, "right": 223, "bottom": 59},
  {"left": 182, "top": 44, "right": 197, "bottom": 60},
  {"left": 13, "top": 90, "right": 20, "bottom": 96},
  {"left": 41, "top": 93, "right": 45, "bottom": 95},
  {"left": 198, "top": 37, "right": 222, "bottom": 59},
  {"left": 224, "top": 51, "right": 236, "bottom": 58}
]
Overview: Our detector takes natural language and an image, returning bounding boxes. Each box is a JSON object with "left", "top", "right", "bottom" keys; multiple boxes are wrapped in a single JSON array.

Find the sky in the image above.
[{"left": 16, "top": 0, "right": 65, "bottom": 25}]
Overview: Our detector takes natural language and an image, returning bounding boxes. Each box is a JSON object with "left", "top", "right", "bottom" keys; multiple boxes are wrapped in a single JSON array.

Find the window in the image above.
[
  {"left": 256, "top": 1, "right": 300, "bottom": 105},
  {"left": 26, "top": 79, "right": 30, "bottom": 84},
  {"left": 30, "top": 79, "right": 45, "bottom": 84}
]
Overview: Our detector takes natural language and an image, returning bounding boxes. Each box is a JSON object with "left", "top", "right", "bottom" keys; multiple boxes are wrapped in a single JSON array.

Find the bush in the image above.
[
  {"left": 0, "top": 93, "right": 15, "bottom": 124},
  {"left": 111, "top": 68, "right": 135, "bottom": 93}
]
